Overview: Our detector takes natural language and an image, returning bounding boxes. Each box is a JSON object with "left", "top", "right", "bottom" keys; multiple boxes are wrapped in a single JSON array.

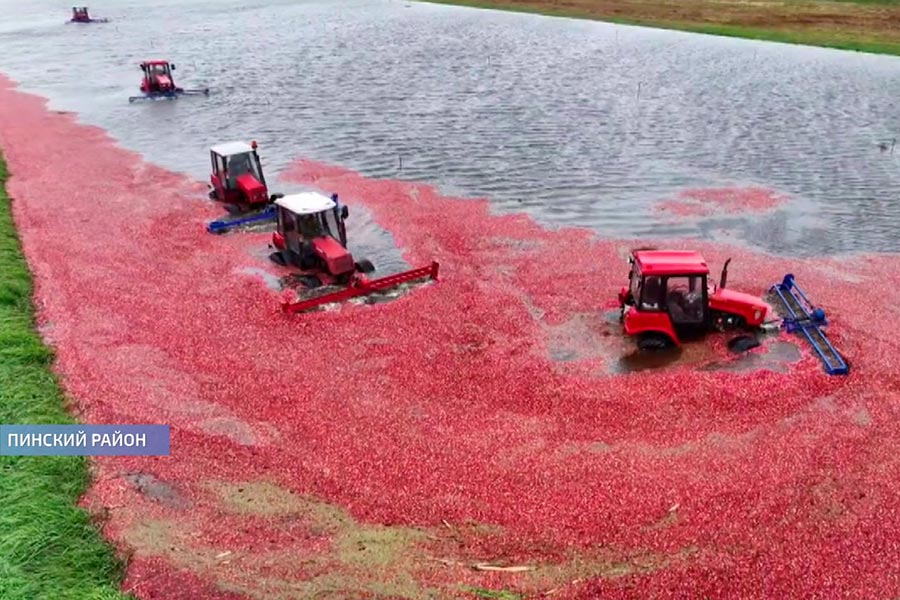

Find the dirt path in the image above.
[{"left": 2, "top": 74, "right": 900, "bottom": 598}]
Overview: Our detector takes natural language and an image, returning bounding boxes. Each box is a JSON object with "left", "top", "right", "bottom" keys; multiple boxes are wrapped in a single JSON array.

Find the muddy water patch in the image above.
[
  {"left": 122, "top": 479, "right": 701, "bottom": 599},
  {"left": 235, "top": 266, "right": 281, "bottom": 291},
  {"left": 123, "top": 472, "right": 190, "bottom": 509},
  {"left": 542, "top": 313, "right": 612, "bottom": 363},
  {"left": 702, "top": 340, "right": 802, "bottom": 374},
  {"left": 198, "top": 416, "right": 260, "bottom": 446}
]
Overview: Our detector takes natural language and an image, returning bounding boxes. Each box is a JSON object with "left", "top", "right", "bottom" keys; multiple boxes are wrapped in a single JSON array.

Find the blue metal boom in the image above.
[
  {"left": 128, "top": 89, "right": 209, "bottom": 103},
  {"left": 770, "top": 274, "right": 848, "bottom": 376},
  {"left": 207, "top": 205, "right": 277, "bottom": 234}
]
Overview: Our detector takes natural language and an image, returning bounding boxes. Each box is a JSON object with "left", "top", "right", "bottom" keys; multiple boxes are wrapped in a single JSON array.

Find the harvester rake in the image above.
[
  {"left": 128, "top": 88, "right": 210, "bottom": 103},
  {"left": 282, "top": 262, "right": 440, "bottom": 314},
  {"left": 770, "top": 274, "right": 848, "bottom": 376},
  {"left": 207, "top": 205, "right": 277, "bottom": 234}
]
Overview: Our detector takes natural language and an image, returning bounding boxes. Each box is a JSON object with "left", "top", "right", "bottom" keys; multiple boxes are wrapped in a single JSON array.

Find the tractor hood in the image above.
[
  {"left": 155, "top": 74, "right": 174, "bottom": 89},
  {"left": 311, "top": 236, "right": 355, "bottom": 277},
  {"left": 235, "top": 173, "right": 268, "bottom": 205},
  {"left": 710, "top": 287, "right": 769, "bottom": 327}
]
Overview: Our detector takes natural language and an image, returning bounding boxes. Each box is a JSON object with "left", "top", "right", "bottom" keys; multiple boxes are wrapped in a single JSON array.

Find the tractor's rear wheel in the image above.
[{"left": 637, "top": 333, "right": 672, "bottom": 351}]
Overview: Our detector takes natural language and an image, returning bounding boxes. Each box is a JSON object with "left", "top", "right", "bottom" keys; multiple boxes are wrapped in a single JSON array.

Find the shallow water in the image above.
[{"left": 2, "top": 0, "right": 900, "bottom": 258}]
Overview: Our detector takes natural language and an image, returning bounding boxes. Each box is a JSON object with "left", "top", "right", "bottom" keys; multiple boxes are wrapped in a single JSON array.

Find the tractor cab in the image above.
[
  {"left": 208, "top": 141, "right": 271, "bottom": 207},
  {"left": 618, "top": 250, "right": 768, "bottom": 350},
  {"left": 140, "top": 61, "right": 176, "bottom": 93},
  {"left": 71, "top": 6, "right": 90, "bottom": 21},
  {"left": 271, "top": 193, "right": 370, "bottom": 282}
]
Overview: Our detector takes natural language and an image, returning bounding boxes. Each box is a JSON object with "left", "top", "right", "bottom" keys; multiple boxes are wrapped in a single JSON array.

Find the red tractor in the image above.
[
  {"left": 208, "top": 141, "right": 281, "bottom": 212},
  {"left": 139, "top": 61, "right": 179, "bottom": 94},
  {"left": 69, "top": 6, "right": 107, "bottom": 22},
  {"left": 71, "top": 6, "right": 90, "bottom": 21},
  {"left": 130, "top": 61, "right": 208, "bottom": 102},
  {"left": 270, "top": 193, "right": 438, "bottom": 313},
  {"left": 617, "top": 250, "right": 769, "bottom": 350}
]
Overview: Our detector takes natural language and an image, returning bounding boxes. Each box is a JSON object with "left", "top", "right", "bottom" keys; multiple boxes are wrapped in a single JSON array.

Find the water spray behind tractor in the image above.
[{"left": 268, "top": 192, "right": 438, "bottom": 313}]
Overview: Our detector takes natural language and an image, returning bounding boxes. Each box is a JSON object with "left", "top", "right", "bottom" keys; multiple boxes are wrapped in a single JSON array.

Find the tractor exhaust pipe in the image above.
[{"left": 720, "top": 258, "right": 732, "bottom": 289}]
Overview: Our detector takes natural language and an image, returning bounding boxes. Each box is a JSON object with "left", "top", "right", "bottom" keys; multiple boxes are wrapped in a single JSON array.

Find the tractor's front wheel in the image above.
[
  {"left": 637, "top": 333, "right": 672, "bottom": 352},
  {"left": 727, "top": 334, "right": 760, "bottom": 353},
  {"left": 355, "top": 259, "right": 375, "bottom": 274},
  {"left": 298, "top": 275, "right": 322, "bottom": 289},
  {"left": 269, "top": 251, "right": 287, "bottom": 266},
  {"left": 714, "top": 312, "right": 747, "bottom": 332},
  {"left": 299, "top": 253, "right": 318, "bottom": 271}
]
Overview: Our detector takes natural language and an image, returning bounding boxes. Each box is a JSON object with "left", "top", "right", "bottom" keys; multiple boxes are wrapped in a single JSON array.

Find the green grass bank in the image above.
[
  {"left": 0, "top": 154, "right": 130, "bottom": 600},
  {"left": 419, "top": 0, "right": 900, "bottom": 56}
]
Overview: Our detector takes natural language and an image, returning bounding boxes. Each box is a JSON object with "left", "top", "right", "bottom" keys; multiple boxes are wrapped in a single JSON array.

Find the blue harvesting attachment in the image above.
[
  {"left": 128, "top": 89, "right": 210, "bottom": 103},
  {"left": 770, "top": 274, "right": 848, "bottom": 376},
  {"left": 207, "top": 205, "right": 277, "bottom": 234}
]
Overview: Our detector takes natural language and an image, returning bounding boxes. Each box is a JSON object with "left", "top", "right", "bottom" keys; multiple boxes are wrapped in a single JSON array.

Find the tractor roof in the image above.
[
  {"left": 210, "top": 141, "right": 253, "bottom": 157},
  {"left": 633, "top": 250, "right": 710, "bottom": 276},
  {"left": 143, "top": 60, "right": 171, "bottom": 65},
  {"left": 275, "top": 192, "right": 335, "bottom": 215}
]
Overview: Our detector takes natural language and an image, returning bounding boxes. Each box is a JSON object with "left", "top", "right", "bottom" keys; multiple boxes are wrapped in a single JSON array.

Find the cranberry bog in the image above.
[{"left": 3, "top": 68, "right": 900, "bottom": 598}]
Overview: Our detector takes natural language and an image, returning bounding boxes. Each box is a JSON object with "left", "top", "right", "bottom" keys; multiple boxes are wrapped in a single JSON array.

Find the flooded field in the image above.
[
  {"left": 1, "top": 0, "right": 900, "bottom": 257},
  {"left": 4, "top": 2, "right": 900, "bottom": 598}
]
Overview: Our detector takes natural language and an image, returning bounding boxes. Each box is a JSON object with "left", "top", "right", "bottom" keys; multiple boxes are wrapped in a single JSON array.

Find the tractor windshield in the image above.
[
  {"left": 149, "top": 63, "right": 169, "bottom": 76},
  {"left": 225, "top": 152, "right": 261, "bottom": 186},
  {"left": 319, "top": 208, "right": 339, "bottom": 238},
  {"left": 298, "top": 214, "right": 323, "bottom": 239}
]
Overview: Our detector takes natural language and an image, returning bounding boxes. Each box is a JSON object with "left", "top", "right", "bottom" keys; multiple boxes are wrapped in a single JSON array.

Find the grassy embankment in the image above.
[
  {"left": 0, "top": 154, "right": 129, "bottom": 599},
  {"left": 420, "top": 0, "right": 900, "bottom": 56}
]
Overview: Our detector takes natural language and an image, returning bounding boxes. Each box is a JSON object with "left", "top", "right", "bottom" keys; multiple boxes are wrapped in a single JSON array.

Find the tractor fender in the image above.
[{"left": 621, "top": 307, "right": 680, "bottom": 346}]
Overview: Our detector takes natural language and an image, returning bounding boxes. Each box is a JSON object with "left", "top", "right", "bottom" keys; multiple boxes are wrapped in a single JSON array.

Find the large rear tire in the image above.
[{"left": 637, "top": 333, "right": 672, "bottom": 351}]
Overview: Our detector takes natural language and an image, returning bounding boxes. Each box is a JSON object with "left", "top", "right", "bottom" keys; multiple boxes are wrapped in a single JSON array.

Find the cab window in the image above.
[
  {"left": 640, "top": 276, "right": 663, "bottom": 310},
  {"left": 666, "top": 276, "right": 706, "bottom": 323}
]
